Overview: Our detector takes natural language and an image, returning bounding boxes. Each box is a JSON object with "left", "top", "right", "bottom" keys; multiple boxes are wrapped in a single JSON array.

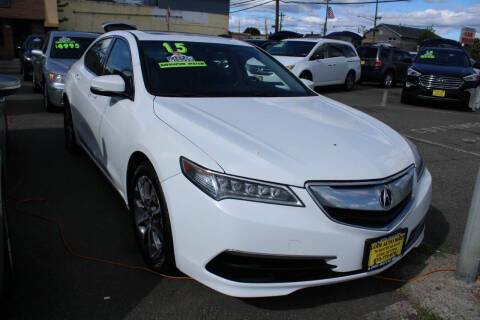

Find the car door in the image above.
[
  {"left": 98, "top": 38, "right": 135, "bottom": 190},
  {"left": 71, "top": 37, "right": 113, "bottom": 161},
  {"left": 328, "top": 44, "right": 348, "bottom": 84},
  {"left": 309, "top": 44, "right": 334, "bottom": 85}
]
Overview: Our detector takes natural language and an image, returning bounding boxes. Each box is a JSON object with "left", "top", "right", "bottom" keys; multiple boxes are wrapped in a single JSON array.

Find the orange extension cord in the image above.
[{"left": 13, "top": 197, "right": 480, "bottom": 284}]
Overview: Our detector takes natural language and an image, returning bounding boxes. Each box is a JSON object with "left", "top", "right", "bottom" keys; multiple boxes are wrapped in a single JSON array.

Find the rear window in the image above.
[
  {"left": 357, "top": 47, "right": 378, "bottom": 59},
  {"left": 50, "top": 36, "right": 96, "bottom": 59}
]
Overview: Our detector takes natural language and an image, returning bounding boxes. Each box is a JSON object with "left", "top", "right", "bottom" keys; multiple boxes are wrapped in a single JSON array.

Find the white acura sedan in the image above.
[{"left": 64, "top": 31, "right": 431, "bottom": 298}]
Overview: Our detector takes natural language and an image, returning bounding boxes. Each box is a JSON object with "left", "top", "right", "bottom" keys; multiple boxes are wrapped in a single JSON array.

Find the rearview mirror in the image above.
[
  {"left": 31, "top": 49, "right": 44, "bottom": 57},
  {"left": 301, "top": 78, "right": 315, "bottom": 90},
  {"left": 90, "top": 75, "right": 126, "bottom": 97}
]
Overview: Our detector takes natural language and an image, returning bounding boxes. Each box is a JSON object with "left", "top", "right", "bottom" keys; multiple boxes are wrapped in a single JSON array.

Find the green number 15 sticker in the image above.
[{"left": 163, "top": 42, "right": 187, "bottom": 54}]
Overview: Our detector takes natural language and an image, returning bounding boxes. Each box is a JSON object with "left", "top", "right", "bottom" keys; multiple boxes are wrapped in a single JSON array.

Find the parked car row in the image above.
[
  {"left": 30, "top": 31, "right": 99, "bottom": 112},
  {"left": 62, "top": 29, "right": 431, "bottom": 297}
]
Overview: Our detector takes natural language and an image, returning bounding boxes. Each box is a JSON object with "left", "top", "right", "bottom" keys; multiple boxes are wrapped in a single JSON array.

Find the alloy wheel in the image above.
[{"left": 133, "top": 175, "right": 166, "bottom": 262}]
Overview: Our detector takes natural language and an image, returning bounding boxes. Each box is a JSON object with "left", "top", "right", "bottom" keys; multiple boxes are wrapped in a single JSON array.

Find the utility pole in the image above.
[
  {"left": 323, "top": 0, "right": 329, "bottom": 37},
  {"left": 279, "top": 12, "right": 285, "bottom": 31},
  {"left": 373, "top": 0, "right": 379, "bottom": 42},
  {"left": 275, "top": 0, "right": 280, "bottom": 33}
]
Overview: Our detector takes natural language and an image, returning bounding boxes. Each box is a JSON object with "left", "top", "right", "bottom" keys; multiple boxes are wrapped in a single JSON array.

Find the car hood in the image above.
[
  {"left": 45, "top": 58, "right": 76, "bottom": 75},
  {"left": 153, "top": 95, "right": 413, "bottom": 186},
  {"left": 272, "top": 56, "right": 306, "bottom": 67},
  {"left": 412, "top": 63, "right": 473, "bottom": 77}
]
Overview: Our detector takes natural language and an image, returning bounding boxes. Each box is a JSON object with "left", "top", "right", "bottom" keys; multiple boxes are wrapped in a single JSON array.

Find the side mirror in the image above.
[
  {"left": 310, "top": 53, "right": 324, "bottom": 60},
  {"left": 31, "top": 49, "right": 44, "bottom": 57},
  {"left": 90, "top": 75, "right": 126, "bottom": 97},
  {"left": 301, "top": 78, "right": 315, "bottom": 90},
  {"left": 0, "top": 74, "right": 21, "bottom": 97}
]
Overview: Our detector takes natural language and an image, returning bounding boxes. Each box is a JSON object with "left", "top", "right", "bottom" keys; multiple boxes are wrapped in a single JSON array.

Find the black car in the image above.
[
  {"left": 401, "top": 47, "right": 480, "bottom": 108},
  {"left": 0, "top": 74, "right": 20, "bottom": 299},
  {"left": 17, "top": 34, "right": 44, "bottom": 80},
  {"left": 357, "top": 45, "right": 413, "bottom": 88},
  {"left": 244, "top": 39, "right": 278, "bottom": 51}
]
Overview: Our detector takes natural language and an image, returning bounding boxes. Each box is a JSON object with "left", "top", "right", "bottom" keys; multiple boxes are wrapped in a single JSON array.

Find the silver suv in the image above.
[{"left": 32, "top": 31, "right": 98, "bottom": 112}]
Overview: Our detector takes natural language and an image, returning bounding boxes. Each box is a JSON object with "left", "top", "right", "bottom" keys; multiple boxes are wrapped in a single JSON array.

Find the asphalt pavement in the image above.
[{"left": 1, "top": 80, "right": 478, "bottom": 319}]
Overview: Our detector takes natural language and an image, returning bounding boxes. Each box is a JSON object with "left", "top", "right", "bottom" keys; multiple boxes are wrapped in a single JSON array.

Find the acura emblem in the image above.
[{"left": 380, "top": 187, "right": 392, "bottom": 209}]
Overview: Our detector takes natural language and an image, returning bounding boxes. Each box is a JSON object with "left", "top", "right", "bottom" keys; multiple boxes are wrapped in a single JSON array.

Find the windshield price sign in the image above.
[{"left": 460, "top": 27, "right": 476, "bottom": 44}]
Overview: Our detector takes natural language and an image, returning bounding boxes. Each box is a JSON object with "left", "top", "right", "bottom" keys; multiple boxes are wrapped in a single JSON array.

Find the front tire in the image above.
[
  {"left": 32, "top": 72, "right": 41, "bottom": 93},
  {"left": 344, "top": 72, "right": 355, "bottom": 91},
  {"left": 43, "top": 83, "right": 54, "bottom": 113},
  {"left": 130, "top": 162, "right": 175, "bottom": 272},
  {"left": 299, "top": 71, "right": 312, "bottom": 81},
  {"left": 64, "top": 102, "right": 79, "bottom": 153}
]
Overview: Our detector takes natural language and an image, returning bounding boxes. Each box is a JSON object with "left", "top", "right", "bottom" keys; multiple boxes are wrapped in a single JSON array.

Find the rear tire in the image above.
[
  {"left": 382, "top": 71, "right": 395, "bottom": 88},
  {"left": 129, "top": 161, "right": 176, "bottom": 273},
  {"left": 344, "top": 72, "right": 355, "bottom": 91}
]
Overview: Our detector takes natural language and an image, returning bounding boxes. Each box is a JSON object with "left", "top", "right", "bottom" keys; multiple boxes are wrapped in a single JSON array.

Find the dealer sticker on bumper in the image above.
[{"left": 364, "top": 230, "right": 407, "bottom": 271}]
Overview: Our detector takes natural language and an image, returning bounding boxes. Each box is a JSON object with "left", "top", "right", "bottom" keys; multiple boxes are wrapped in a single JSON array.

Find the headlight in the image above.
[
  {"left": 180, "top": 157, "right": 303, "bottom": 206},
  {"left": 405, "top": 138, "right": 425, "bottom": 180},
  {"left": 286, "top": 65, "right": 295, "bottom": 70},
  {"left": 49, "top": 73, "right": 65, "bottom": 83},
  {"left": 407, "top": 67, "right": 421, "bottom": 77},
  {"left": 23, "top": 55, "right": 31, "bottom": 61},
  {"left": 463, "top": 73, "right": 478, "bottom": 82}
]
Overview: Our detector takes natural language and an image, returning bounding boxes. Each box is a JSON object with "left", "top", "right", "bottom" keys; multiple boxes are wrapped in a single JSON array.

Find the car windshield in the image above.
[
  {"left": 140, "top": 40, "right": 313, "bottom": 97},
  {"left": 357, "top": 47, "right": 378, "bottom": 59},
  {"left": 50, "top": 36, "right": 96, "bottom": 59},
  {"left": 267, "top": 41, "right": 316, "bottom": 57},
  {"left": 415, "top": 49, "right": 471, "bottom": 67}
]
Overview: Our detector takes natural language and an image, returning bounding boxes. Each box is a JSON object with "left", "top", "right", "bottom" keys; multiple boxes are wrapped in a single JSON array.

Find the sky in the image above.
[{"left": 228, "top": 0, "right": 480, "bottom": 41}]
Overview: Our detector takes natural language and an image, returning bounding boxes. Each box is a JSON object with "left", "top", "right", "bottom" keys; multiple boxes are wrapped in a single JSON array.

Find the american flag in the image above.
[{"left": 327, "top": 6, "right": 335, "bottom": 19}]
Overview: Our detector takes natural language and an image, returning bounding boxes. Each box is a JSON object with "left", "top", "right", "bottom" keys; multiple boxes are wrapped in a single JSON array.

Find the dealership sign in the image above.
[{"left": 460, "top": 27, "right": 476, "bottom": 44}]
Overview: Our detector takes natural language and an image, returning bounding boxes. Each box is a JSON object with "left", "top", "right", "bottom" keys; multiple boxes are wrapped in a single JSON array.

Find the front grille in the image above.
[
  {"left": 419, "top": 74, "right": 463, "bottom": 89},
  {"left": 307, "top": 167, "right": 414, "bottom": 229},
  {"left": 323, "top": 194, "right": 411, "bottom": 228}
]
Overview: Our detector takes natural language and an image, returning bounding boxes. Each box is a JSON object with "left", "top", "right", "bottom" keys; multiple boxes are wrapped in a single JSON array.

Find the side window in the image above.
[
  {"left": 312, "top": 45, "right": 327, "bottom": 60},
  {"left": 104, "top": 39, "right": 134, "bottom": 94},
  {"left": 342, "top": 45, "right": 357, "bottom": 58},
  {"left": 327, "top": 45, "right": 344, "bottom": 58},
  {"left": 380, "top": 48, "right": 391, "bottom": 60},
  {"left": 84, "top": 38, "right": 113, "bottom": 76}
]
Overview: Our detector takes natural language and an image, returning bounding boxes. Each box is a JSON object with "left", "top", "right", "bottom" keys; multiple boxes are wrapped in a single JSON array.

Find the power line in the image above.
[
  {"left": 281, "top": 0, "right": 409, "bottom": 4},
  {"left": 230, "top": 0, "right": 275, "bottom": 13},
  {"left": 231, "top": 0, "right": 264, "bottom": 8}
]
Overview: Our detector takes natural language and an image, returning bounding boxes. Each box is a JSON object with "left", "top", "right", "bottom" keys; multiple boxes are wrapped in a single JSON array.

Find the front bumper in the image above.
[
  {"left": 46, "top": 82, "right": 64, "bottom": 107},
  {"left": 162, "top": 169, "right": 432, "bottom": 297},
  {"left": 403, "top": 76, "right": 478, "bottom": 104}
]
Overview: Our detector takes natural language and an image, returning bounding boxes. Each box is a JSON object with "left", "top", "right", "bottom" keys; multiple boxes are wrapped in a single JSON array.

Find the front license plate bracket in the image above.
[{"left": 363, "top": 229, "right": 408, "bottom": 271}]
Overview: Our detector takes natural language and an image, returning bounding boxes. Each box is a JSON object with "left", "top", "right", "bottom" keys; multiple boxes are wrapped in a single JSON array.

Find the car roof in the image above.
[
  {"left": 421, "top": 47, "right": 466, "bottom": 53},
  {"left": 117, "top": 30, "right": 250, "bottom": 47},
  {"left": 49, "top": 31, "right": 99, "bottom": 38},
  {"left": 281, "top": 38, "right": 354, "bottom": 46}
]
